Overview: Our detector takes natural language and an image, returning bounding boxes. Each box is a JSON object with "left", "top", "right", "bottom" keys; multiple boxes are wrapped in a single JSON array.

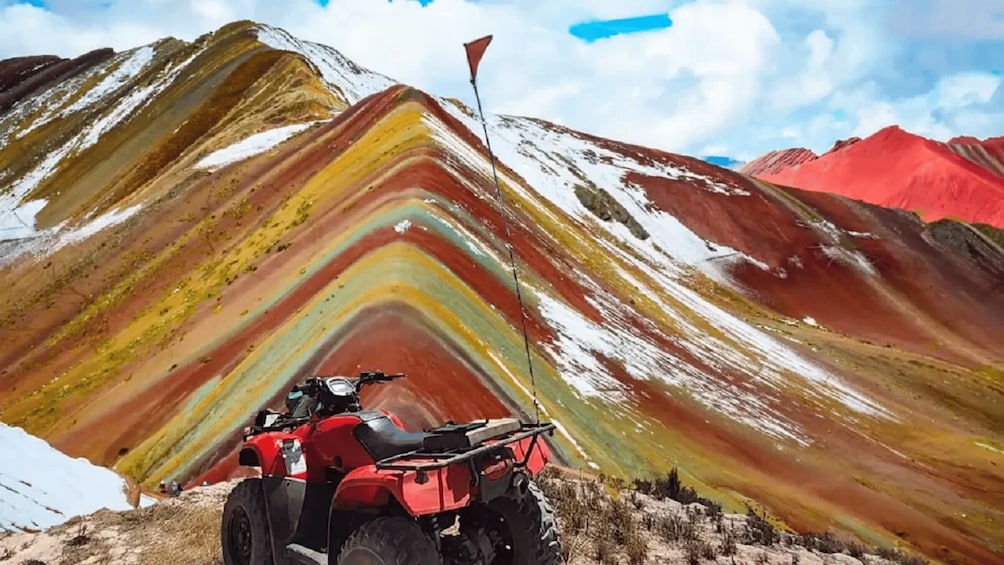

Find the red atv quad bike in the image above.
[{"left": 221, "top": 370, "right": 561, "bottom": 565}]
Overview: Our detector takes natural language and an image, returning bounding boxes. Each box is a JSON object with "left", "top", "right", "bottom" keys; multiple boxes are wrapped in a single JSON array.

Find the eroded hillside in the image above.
[{"left": 1, "top": 20, "right": 1002, "bottom": 564}]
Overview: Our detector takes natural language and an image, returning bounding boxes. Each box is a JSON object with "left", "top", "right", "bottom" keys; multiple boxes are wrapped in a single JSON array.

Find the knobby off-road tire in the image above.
[
  {"left": 335, "top": 516, "right": 442, "bottom": 565},
  {"left": 487, "top": 480, "right": 560, "bottom": 565},
  {"left": 221, "top": 478, "right": 275, "bottom": 565}
]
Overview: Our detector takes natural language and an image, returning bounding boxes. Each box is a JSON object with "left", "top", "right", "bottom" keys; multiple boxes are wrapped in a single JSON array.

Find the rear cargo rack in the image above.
[{"left": 374, "top": 422, "right": 555, "bottom": 472}]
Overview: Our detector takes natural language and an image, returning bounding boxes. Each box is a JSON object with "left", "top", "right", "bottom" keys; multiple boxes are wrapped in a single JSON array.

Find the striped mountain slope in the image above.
[{"left": 1, "top": 21, "right": 1003, "bottom": 564}]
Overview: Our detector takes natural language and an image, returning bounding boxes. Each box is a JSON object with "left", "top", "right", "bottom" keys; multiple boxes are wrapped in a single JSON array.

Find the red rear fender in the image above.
[
  {"left": 509, "top": 433, "right": 552, "bottom": 475},
  {"left": 333, "top": 464, "right": 473, "bottom": 516}
]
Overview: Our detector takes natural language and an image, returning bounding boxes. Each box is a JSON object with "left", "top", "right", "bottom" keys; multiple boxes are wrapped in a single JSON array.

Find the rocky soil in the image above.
[{"left": 0, "top": 469, "right": 932, "bottom": 565}]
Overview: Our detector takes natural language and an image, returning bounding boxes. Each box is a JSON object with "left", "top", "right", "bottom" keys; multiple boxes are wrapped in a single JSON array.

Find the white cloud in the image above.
[
  {"left": 0, "top": 0, "right": 1001, "bottom": 160},
  {"left": 891, "top": 0, "right": 1004, "bottom": 41}
]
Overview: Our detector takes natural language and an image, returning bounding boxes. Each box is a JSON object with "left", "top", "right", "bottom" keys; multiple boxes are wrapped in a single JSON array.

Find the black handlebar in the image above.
[
  {"left": 246, "top": 371, "right": 407, "bottom": 438},
  {"left": 291, "top": 370, "right": 405, "bottom": 395},
  {"left": 357, "top": 370, "right": 405, "bottom": 383}
]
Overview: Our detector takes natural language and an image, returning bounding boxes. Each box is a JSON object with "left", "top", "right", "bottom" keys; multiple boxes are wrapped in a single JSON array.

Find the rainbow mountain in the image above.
[{"left": 1, "top": 21, "right": 1003, "bottom": 564}]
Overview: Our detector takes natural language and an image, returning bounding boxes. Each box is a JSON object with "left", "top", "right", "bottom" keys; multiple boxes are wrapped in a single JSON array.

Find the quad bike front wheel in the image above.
[
  {"left": 221, "top": 478, "right": 275, "bottom": 565},
  {"left": 336, "top": 516, "right": 441, "bottom": 565},
  {"left": 481, "top": 480, "right": 561, "bottom": 565}
]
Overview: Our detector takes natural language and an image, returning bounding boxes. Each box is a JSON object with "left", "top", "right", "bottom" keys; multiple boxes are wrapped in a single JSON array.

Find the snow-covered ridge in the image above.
[
  {"left": 254, "top": 24, "right": 397, "bottom": 105},
  {"left": 0, "top": 423, "right": 154, "bottom": 533},
  {"left": 428, "top": 97, "right": 894, "bottom": 445},
  {"left": 14, "top": 46, "right": 156, "bottom": 140}
]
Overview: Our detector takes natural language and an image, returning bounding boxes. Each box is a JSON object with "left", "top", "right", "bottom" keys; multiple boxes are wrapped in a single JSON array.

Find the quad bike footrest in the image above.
[{"left": 285, "top": 543, "right": 326, "bottom": 565}]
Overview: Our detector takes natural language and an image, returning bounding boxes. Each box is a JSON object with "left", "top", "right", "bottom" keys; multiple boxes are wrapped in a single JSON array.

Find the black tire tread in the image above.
[
  {"left": 489, "top": 479, "right": 561, "bottom": 565},
  {"left": 221, "top": 478, "right": 275, "bottom": 565},
  {"left": 517, "top": 481, "right": 561, "bottom": 565},
  {"left": 336, "top": 516, "right": 441, "bottom": 565}
]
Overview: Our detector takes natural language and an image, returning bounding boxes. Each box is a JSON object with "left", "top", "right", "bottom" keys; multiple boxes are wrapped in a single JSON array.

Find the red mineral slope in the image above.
[
  {"left": 742, "top": 126, "right": 1004, "bottom": 227},
  {"left": 626, "top": 153, "right": 1004, "bottom": 366},
  {"left": 738, "top": 147, "right": 817, "bottom": 176}
]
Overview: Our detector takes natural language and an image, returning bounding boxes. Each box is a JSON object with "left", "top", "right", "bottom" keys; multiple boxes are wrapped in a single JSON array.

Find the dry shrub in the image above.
[
  {"left": 684, "top": 541, "right": 701, "bottom": 565},
  {"left": 876, "top": 546, "right": 931, "bottom": 565},
  {"left": 684, "top": 539, "right": 715, "bottom": 565},
  {"left": 847, "top": 541, "right": 865, "bottom": 558},
  {"left": 624, "top": 532, "right": 648, "bottom": 565},
  {"left": 559, "top": 531, "right": 592, "bottom": 564},
  {"left": 538, "top": 471, "right": 650, "bottom": 564},
  {"left": 742, "top": 507, "right": 778, "bottom": 546},
  {"left": 593, "top": 532, "right": 618, "bottom": 565},
  {"left": 538, "top": 474, "right": 592, "bottom": 535},
  {"left": 629, "top": 491, "right": 645, "bottom": 511},
  {"left": 122, "top": 501, "right": 223, "bottom": 564},
  {"left": 719, "top": 525, "right": 738, "bottom": 556},
  {"left": 632, "top": 467, "right": 722, "bottom": 517},
  {"left": 656, "top": 513, "right": 691, "bottom": 543},
  {"left": 700, "top": 539, "right": 717, "bottom": 560}
]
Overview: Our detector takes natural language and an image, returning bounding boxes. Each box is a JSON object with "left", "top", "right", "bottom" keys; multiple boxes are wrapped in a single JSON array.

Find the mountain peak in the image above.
[{"left": 746, "top": 124, "right": 1004, "bottom": 226}]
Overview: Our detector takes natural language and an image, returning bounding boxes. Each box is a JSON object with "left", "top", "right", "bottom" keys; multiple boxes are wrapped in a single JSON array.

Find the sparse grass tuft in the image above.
[{"left": 742, "top": 506, "right": 778, "bottom": 545}]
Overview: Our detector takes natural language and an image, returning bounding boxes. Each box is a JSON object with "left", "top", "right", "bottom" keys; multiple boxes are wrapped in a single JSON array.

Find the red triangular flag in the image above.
[{"left": 464, "top": 35, "right": 493, "bottom": 83}]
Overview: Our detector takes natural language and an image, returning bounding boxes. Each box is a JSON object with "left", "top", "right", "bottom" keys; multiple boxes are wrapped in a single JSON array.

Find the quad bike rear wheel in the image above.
[
  {"left": 482, "top": 480, "right": 560, "bottom": 565},
  {"left": 221, "top": 478, "right": 275, "bottom": 565},
  {"left": 336, "top": 516, "right": 441, "bottom": 565}
]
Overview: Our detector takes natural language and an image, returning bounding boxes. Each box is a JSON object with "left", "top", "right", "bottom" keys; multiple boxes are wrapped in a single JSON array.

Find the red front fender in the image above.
[
  {"left": 333, "top": 464, "right": 474, "bottom": 516},
  {"left": 240, "top": 432, "right": 302, "bottom": 477}
]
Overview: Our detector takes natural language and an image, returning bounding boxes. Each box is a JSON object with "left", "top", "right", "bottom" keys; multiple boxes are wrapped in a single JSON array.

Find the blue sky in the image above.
[
  {"left": 569, "top": 13, "right": 673, "bottom": 42},
  {"left": 0, "top": 0, "right": 1002, "bottom": 162}
]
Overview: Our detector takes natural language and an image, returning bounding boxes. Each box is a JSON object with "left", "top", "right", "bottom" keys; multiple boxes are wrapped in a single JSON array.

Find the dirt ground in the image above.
[{"left": 0, "top": 471, "right": 930, "bottom": 565}]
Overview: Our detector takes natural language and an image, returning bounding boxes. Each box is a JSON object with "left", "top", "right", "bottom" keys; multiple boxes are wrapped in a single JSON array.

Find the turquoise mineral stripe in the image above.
[
  {"left": 183, "top": 196, "right": 545, "bottom": 359},
  {"left": 153, "top": 254, "right": 612, "bottom": 477},
  {"left": 181, "top": 375, "right": 222, "bottom": 422}
]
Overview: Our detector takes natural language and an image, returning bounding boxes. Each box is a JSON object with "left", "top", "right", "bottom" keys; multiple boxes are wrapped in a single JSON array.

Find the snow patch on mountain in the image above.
[
  {"left": 2, "top": 44, "right": 202, "bottom": 206},
  {"left": 0, "top": 203, "right": 143, "bottom": 267},
  {"left": 59, "top": 47, "right": 157, "bottom": 120},
  {"left": 52, "top": 204, "right": 144, "bottom": 252},
  {"left": 0, "top": 198, "right": 47, "bottom": 241},
  {"left": 428, "top": 99, "right": 894, "bottom": 444},
  {"left": 16, "top": 46, "right": 156, "bottom": 139},
  {"left": 196, "top": 121, "right": 323, "bottom": 171},
  {"left": 0, "top": 423, "right": 155, "bottom": 533},
  {"left": 534, "top": 291, "right": 632, "bottom": 401},
  {"left": 431, "top": 101, "right": 761, "bottom": 284}
]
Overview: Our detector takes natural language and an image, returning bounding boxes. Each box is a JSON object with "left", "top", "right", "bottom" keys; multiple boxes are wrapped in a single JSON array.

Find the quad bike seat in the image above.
[
  {"left": 352, "top": 412, "right": 432, "bottom": 461},
  {"left": 353, "top": 413, "right": 524, "bottom": 461}
]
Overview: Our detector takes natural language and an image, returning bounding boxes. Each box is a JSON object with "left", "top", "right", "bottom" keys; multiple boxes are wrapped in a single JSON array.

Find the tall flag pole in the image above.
[{"left": 463, "top": 35, "right": 540, "bottom": 425}]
